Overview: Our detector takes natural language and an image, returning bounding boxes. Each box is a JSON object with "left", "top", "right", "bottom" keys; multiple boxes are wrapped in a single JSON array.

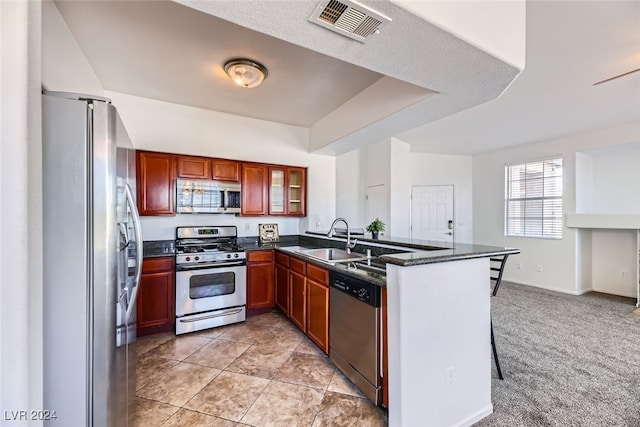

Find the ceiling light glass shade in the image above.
[{"left": 224, "top": 59, "right": 268, "bottom": 88}]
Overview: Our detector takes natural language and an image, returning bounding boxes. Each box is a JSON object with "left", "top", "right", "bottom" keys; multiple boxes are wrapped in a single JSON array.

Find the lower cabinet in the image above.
[
  {"left": 275, "top": 252, "right": 329, "bottom": 354},
  {"left": 274, "top": 252, "right": 290, "bottom": 315},
  {"left": 306, "top": 263, "right": 329, "bottom": 354},
  {"left": 381, "top": 287, "right": 389, "bottom": 408},
  {"left": 246, "top": 250, "right": 275, "bottom": 316},
  {"left": 137, "top": 257, "right": 175, "bottom": 337},
  {"left": 288, "top": 257, "right": 307, "bottom": 331}
]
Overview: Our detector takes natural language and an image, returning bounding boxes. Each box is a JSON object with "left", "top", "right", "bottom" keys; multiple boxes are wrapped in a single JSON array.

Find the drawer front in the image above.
[
  {"left": 307, "top": 263, "right": 329, "bottom": 286},
  {"left": 247, "top": 250, "right": 274, "bottom": 263},
  {"left": 275, "top": 251, "right": 290, "bottom": 267},
  {"left": 289, "top": 256, "right": 306, "bottom": 274},
  {"left": 142, "top": 256, "right": 174, "bottom": 274}
]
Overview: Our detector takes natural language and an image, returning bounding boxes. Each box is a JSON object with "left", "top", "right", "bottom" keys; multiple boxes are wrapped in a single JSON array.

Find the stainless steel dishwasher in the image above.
[{"left": 329, "top": 271, "right": 382, "bottom": 405}]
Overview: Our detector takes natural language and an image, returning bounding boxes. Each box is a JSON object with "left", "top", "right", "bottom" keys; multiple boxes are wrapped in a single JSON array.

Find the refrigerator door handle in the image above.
[
  {"left": 118, "top": 222, "right": 130, "bottom": 250},
  {"left": 124, "top": 183, "right": 143, "bottom": 321}
]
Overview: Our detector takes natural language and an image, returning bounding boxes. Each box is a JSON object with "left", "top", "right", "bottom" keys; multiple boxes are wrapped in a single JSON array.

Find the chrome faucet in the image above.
[{"left": 326, "top": 217, "right": 357, "bottom": 253}]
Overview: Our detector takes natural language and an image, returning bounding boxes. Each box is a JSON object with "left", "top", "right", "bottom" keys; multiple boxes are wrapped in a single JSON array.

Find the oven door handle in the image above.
[
  {"left": 177, "top": 260, "right": 246, "bottom": 270},
  {"left": 179, "top": 308, "right": 244, "bottom": 323}
]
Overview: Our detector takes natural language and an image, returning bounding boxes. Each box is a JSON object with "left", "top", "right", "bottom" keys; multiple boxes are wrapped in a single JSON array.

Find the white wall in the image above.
[
  {"left": 336, "top": 143, "right": 474, "bottom": 241},
  {"left": 105, "top": 92, "right": 336, "bottom": 240},
  {"left": 590, "top": 142, "right": 640, "bottom": 214},
  {"left": 473, "top": 122, "right": 640, "bottom": 295},
  {"left": 592, "top": 230, "right": 637, "bottom": 297},
  {"left": 1, "top": 0, "right": 43, "bottom": 415},
  {"left": 389, "top": 138, "right": 411, "bottom": 237},
  {"left": 335, "top": 149, "right": 364, "bottom": 228},
  {"left": 410, "top": 152, "right": 473, "bottom": 244},
  {"left": 41, "top": 0, "right": 103, "bottom": 95},
  {"left": 362, "top": 139, "right": 391, "bottom": 234}
]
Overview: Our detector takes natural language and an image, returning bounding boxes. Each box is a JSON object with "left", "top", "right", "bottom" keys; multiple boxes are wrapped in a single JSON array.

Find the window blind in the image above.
[{"left": 505, "top": 158, "right": 563, "bottom": 239}]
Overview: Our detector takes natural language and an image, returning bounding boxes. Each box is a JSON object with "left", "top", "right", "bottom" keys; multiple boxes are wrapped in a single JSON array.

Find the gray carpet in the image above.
[{"left": 474, "top": 282, "right": 640, "bottom": 427}]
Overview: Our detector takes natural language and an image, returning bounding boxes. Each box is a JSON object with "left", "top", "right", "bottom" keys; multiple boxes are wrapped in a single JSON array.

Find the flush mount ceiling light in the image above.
[{"left": 224, "top": 59, "right": 268, "bottom": 88}]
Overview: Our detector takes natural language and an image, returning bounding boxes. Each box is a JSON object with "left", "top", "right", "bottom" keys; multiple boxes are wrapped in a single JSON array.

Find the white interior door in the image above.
[
  {"left": 411, "top": 185, "right": 454, "bottom": 244},
  {"left": 365, "top": 184, "right": 387, "bottom": 236}
]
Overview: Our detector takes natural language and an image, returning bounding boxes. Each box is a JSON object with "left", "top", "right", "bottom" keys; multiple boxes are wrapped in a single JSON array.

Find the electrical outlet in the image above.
[
  {"left": 316, "top": 221, "right": 321, "bottom": 229},
  {"left": 517, "top": 262, "right": 522, "bottom": 270},
  {"left": 620, "top": 270, "right": 627, "bottom": 279},
  {"left": 244, "top": 223, "right": 251, "bottom": 231},
  {"left": 446, "top": 367, "right": 455, "bottom": 388},
  {"left": 536, "top": 265, "right": 542, "bottom": 273}
]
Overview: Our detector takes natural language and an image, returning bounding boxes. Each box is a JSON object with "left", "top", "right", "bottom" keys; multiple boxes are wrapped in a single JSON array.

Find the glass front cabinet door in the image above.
[{"left": 269, "top": 167, "right": 306, "bottom": 216}]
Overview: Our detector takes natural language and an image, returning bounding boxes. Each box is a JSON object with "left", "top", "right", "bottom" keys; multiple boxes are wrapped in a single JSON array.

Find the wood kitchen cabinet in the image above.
[
  {"left": 288, "top": 257, "right": 307, "bottom": 331},
  {"left": 177, "top": 155, "right": 210, "bottom": 179},
  {"left": 212, "top": 159, "right": 240, "bottom": 182},
  {"left": 381, "top": 287, "right": 389, "bottom": 408},
  {"left": 268, "top": 166, "right": 307, "bottom": 216},
  {"left": 241, "top": 163, "right": 269, "bottom": 215},
  {"left": 306, "top": 263, "right": 329, "bottom": 353},
  {"left": 177, "top": 155, "right": 240, "bottom": 182},
  {"left": 277, "top": 253, "right": 329, "bottom": 354},
  {"left": 274, "top": 252, "right": 290, "bottom": 315},
  {"left": 137, "top": 151, "right": 176, "bottom": 216},
  {"left": 137, "top": 257, "right": 175, "bottom": 337},
  {"left": 246, "top": 250, "right": 275, "bottom": 316}
]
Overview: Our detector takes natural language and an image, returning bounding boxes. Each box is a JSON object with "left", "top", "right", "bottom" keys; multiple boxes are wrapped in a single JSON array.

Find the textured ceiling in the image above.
[
  {"left": 399, "top": 0, "right": 640, "bottom": 154},
  {"left": 53, "top": 0, "right": 384, "bottom": 127},
  {"left": 54, "top": 0, "right": 522, "bottom": 153}
]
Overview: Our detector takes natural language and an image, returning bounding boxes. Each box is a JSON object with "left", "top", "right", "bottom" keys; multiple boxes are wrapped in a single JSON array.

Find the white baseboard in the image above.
[
  {"left": 504, "top": 278, "right": 591, "bottom": 296},
  {"left": 592, "top": 287, "right": 637, "bottom": 299},
  {"left": 455, "top": 404, "right": 493, "bottom": 427}
]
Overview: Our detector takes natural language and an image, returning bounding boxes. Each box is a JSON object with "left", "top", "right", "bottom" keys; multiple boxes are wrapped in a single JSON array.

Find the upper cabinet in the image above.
[
  {"left": 241, "top": 163, "right": 269, "bottom": 216},
  {"left": 269, "top": 166, "right": 306, "bottom": 216},
  {"left": 137, "top": 150, "right": 305, "bottom": 217},
  {"left": 212, "top": 159, "right": 240, "bottom": 182},
  {"left": 177, "top": 156, "right": 240, "bottom": 182},
  {"left": 137, "top": 151, "right": 176, "bottom": 216},
  {"left": 177, "top": 155, "right": 210, "bottom": 179}
]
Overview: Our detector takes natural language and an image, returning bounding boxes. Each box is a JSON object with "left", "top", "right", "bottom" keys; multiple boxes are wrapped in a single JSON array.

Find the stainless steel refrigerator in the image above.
[{"left": 42, "top": 91, "right": 142, "bottom": 426}]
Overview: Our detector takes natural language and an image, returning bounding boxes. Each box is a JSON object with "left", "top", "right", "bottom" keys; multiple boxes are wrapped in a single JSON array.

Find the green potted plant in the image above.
[{"left": 366, "top": 218, "right": 385, "bottom": 240}]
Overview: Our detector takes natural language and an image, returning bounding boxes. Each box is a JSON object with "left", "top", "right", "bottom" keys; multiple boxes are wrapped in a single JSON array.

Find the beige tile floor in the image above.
[{"left": 134, "top": 311, "right": 387, "bottom": 427}]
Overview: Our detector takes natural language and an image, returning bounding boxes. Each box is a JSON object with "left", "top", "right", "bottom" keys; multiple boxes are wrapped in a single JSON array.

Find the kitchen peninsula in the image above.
[{"left": 279, "top": 233, "right": 520, "bottom": 427}]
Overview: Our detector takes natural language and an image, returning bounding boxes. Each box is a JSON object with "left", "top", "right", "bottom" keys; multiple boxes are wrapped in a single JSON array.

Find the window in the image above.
[{"left": 505, "top": 157, "right": 563, "bottom": 239}]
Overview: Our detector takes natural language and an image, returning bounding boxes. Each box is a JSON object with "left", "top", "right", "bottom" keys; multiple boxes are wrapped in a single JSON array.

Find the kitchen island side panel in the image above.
[{"left": 386, "top": 258, "right": 492, "bottom": 427}]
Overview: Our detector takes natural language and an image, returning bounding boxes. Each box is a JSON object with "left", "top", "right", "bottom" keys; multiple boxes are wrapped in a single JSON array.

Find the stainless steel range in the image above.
[{"left": 175, "top": 226, "right": 246, "bottom": 335}]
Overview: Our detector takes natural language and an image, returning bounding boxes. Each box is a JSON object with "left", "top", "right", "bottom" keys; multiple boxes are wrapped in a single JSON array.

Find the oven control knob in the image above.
[
  {"left": 195, "top": 256, "right": 200, "bottom": 261},
  {"left": 234, "top": 253, "right": 239, "bottom": 258},
  {"left": 185, "top": 257, "right": 191, "bottom": 262},
  {"left": 226, "top": 254, "right": 231, "bottom": 259}
]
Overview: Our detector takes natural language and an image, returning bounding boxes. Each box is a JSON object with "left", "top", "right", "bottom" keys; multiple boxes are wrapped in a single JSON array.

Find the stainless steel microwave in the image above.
[{"left": 176, "top": 179, "right": 241, "bottom": 214}]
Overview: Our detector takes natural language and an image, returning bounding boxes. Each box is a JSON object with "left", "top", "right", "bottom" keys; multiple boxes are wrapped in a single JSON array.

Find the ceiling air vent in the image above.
[{"left": 309, "top": 0, "right": 391, "bottom": 43}]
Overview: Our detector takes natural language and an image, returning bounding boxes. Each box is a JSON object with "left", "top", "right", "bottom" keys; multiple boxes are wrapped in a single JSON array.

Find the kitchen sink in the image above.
[{"left": 298, "top": 248, "right": 367, "bottom": 264}]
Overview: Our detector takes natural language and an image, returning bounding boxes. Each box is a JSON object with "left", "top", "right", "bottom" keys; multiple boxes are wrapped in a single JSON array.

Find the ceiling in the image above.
[
  {"left": 53, "top": 0, "right": 385, "bottom": 127},
  {"left": 399, "top": 0, "right": 640, "bottom": 154},
  {"left": 51, "top": 1, "right": 640, "bottom": 156}
]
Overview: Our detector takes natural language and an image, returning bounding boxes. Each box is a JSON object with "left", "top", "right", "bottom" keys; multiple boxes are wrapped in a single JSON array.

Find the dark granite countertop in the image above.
[
  {"left": 142, "top": 233, "right": 518, "bottom": 286},
  {"left": 236, "top": 235, "right": 387, "bottom": 286},
  {"left": 305, "top": 231, "right": 519, "bottom": 267},
  {"left": 379, "top": 243, "right": 520, "bottom": 266},
  {"left": 143, "top": 240, "right": 175, "bottom": 258}
]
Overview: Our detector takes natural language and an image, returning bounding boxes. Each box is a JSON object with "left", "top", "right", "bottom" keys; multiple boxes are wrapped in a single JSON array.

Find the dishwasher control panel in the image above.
[{"left": 330, "top": 272, "right": 380, "bottom": 307}]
